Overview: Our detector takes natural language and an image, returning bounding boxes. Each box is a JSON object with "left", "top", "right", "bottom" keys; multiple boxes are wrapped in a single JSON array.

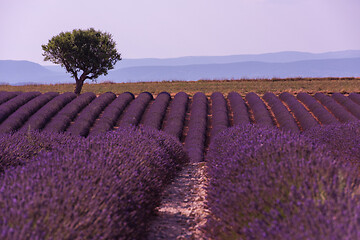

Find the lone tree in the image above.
[{"left": 42, "top": 28, "right": 121, "bottom": 94}]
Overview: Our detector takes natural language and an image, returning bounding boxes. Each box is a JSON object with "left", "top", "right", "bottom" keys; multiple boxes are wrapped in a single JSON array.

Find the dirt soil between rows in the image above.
[{"left": 145, "top": 162, "right": 209, "bottom": 239}]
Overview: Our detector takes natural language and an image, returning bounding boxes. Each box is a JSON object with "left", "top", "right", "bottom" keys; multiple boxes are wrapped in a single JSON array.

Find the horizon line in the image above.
[{"left": 1, "top": 49, "right": 360, "bottom": 66}]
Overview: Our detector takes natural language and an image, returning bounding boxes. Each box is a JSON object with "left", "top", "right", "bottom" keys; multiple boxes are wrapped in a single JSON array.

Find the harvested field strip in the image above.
[{"left": 0, "top": 78, "right": 359, "bottom": 95}]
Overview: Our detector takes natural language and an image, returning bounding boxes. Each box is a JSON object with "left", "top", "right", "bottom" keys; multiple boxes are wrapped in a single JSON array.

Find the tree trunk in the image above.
[
  {"left": 74, "top": 79, "right": 84, "bottom": 95},
  {"left": 74, "top": 72, "right": 89, "bottom": 95}
]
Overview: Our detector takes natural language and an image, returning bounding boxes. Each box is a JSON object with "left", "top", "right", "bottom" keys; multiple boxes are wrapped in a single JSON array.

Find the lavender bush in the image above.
[
  {"left": 210, "top": 92, "right": 229, "bottom": 139},
  {"left": 332, "top": 92, "right": 360, "bottom": 120},
  {"left": 163, "top": 92, "right": 189, "bottom": 140},
  {"left": 279, "top": 92, "right": 319, "bottom": 130},
  {"left": 314, "top": 92, "right": 357, "bottom": 123},
  {"left": 0, "top": 130, "right": 77, "bottom": 173},
  {"left": 245, "top": 92, "right": 274, "bottom": 127},
  {"left": 263, "top": 92, "right": 299, "bottom": 132},
  {"left": 184, "top": 92, "right": 208, "bottom": 162},
  {"left": 117, "top": 92, "right": 153, "bottom": 127},
  {"left": 67, "top": 92, "right": 116, "bottom": 137},
  {"left": 204, "top": 123, "right": 360, "bottom": 239},
  {"left": 143, "top": 91, "right": 171, "bottom": 130},
  {"left": 227, "top": 92, "right": 250, "bottom": 125},
  {"left": 349, "top": 92, "right": 360, "bottom": 105},
  {"left": 43, "top": 92, "right": 96, "bottom": 133},
  {"left": 0, "top": 92, "right": 41, "bottom": 124},
  {"left": 0, "top": 92, "right": 58, "bottom": 133},
  {"left": 0, "top": 126, "right": 188, "bottom": 239},
  {"left": 89, "top": 92, "right": 134, "bottom": 136},
  {"left": 20, "top": 92, "right": 76, "bottom": 131},
  {"left": 0, "top": 91, "right": 20, "bottom": 105},
  {"left": 244, "top": 186, "right": 360, "bottom": 239},
  {"left": 303, "top": 121, "right": 360, "bottom": 164},
  {"left": 244, "top": 122, "right": 360, "bottom": 239},
  {"left": 296, "top": 92, "right": 338, "bottom": 125}
]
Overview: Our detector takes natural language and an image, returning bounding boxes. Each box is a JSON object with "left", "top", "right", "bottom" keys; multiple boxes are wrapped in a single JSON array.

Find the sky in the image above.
[{"left": 0, "top": 0, "right": 360, "bottom": 65}]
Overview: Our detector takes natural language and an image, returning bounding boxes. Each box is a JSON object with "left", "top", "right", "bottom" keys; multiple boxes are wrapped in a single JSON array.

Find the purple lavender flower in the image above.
[{"left": 0, "top": 126, "right": 188, "bottom": 239}]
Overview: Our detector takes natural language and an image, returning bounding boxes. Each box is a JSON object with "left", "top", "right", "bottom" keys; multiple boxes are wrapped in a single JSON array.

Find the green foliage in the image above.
[{"left": 42, "top": 28, "right": 121, "bottom": 94}]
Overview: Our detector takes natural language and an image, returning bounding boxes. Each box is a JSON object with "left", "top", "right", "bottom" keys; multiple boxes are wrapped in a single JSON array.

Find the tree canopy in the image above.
[{"left": 42, "top": 28, "right": 121, "bottom": 94}]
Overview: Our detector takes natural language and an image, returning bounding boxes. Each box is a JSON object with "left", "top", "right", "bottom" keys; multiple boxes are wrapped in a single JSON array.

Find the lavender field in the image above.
[{"left": 1, "top": 90, "right": 360, "bottom": 239}]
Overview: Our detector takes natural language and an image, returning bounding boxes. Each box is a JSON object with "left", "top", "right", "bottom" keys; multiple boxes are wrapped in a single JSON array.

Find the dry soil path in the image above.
[{"left": 145, "top": 162, "right": 209, "bottom": 239}]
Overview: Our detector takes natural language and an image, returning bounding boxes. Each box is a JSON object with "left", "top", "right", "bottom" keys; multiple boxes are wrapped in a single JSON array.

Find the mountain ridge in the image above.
[
  {"left": 43, "top": 50, "right": 360, "bottom": 71},
  {"left": 1, "top": 50, "right": 360, "bottom": 85},
  {"left": 99, "top": 57, "right": 360, "bottom": 82}
]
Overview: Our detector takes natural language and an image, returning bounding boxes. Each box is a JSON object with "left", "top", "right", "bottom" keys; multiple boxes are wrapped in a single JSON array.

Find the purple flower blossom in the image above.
[
  {"left": 142, "top": 92, "right": 171, "bottom": 130},
  {"left": 204, "top": 123, "right": 360, "bottom": 239},
  {"left": 20, "top": 92, "right": 76, "bottom": 131},
  {"left": 43, "top": 92, "right": 96, "bottom": 133},
  {"left": 0, "top": 92, "right": 58, "bottom": 133},
  {"left": 210, "top": 92, "right": 229, "bottom": 139},
  {"left": 89, "top": 92, "right": 134, "bottom": 136},
  {"left": 117, "top": 92, "right": 153, "bottom": 127},
  {"left": 67, "top": 92, "right": 116, "bottom": 137},
  {"left": 246, "top": 92, "right": 274, "bottom": 127},
  {"left": 297, "top": 92, "right": 338, "bottom": 125},
  {"left": 163, "top": 92, "right": 189, "bottom": 140},
  {"left": 0, "top": 91, "right": 20, "bottom": 105},
  {"left": 0, "top": 126, "right": 188, "bottom": 239},
  {"left": 314, "top": 92, "right": 357, "bottom": 123},
  {"left": 263, "top": 92, "right": 299, "bottom": 132},
  {"left": 228, "top": 91, "right": 250, "bottom": 125},
  {"left": 0, "top": 92, "right": 41, "bottom": 124},
  {"left": 279, "top": 92, "right": 319, "bottom": 130},
  {"left": 184, "top": 92, "right": 208, "bottom": 162}
]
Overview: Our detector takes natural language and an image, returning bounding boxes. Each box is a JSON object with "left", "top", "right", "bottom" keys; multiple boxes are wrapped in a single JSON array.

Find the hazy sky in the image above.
[{"left": 1, "top": 0, "right": 359, "bottom": 64}]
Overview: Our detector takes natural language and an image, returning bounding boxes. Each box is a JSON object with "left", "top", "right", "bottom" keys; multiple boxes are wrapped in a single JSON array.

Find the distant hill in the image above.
[
  {"left": 0, "top": 60, "right": 72, "bottom": 85},
  {"left": 1, "top": 50, "right": 360, "bottom": 85},
  {"left": 96, "top": 57, "right": 360, "bottom": 82},
  {"left": 112, "top": 50, "right": 360, "bottom": 69},
  {"left": 44, "top": 50, "right": 360, "bottom": 73}
]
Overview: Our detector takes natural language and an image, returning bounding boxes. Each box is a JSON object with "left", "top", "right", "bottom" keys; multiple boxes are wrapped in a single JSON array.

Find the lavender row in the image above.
[
  {"left": 88, "top": 92, "right": 134, "bottom": 136},
  {"left": 204, "top": 123, "right": 360, "bottom": 239},
  {"left": 117, "top": 92, "right": 153, "bottom": 127},
  {"left": 184, "top": 92, "right": 208, "bottom": 162},
  {"left": 43, "top": 92, "right": 96, "bottom": 133},
  {"left": 227, "top": 91, "right": 250, "bottom": 125},
  {"left": 0, "top": 92, "right": 58, "bottom": 134},
  {"left": 0, "top": 131, "right": 77, "bottom": 173},
  {"left": 296, "top": 92, "right": 338, "bottom": 125},
  {"left": 349, "top": 92, "right": 360, "bottom": 105},
  {"left": 163, "top": 92, "right": 189, "bottom": 140},
  {"left": 263, "top": 92, "right": 299, "bottom": 132},
  {"left": 314, "top": 92, "right": 357, "bottom": 123},
  {"left": 245, "top": 92, "right": 274, "bottom": 127},
  {"left": 0, "top": 91, "right": 41, "bottom": 124},
  {"left": 20, "top": 92, "right": 76, "bottom": 131},
  {"left": 67, "top": 92, "right": 116, "bottom": 137},
  {"left": 143, "top": 92, "right": 171, "bottom": 130},
  {"left": 279, "top": 92, "right": 319, "bottom": 130},
  {"left": 0, "top": 126, "right": 188, "bottom": 239},
  {"left": 0, "top": 91, "right": 20, "bottom": 105},
  {"left": 247, "top": 122, "right": 360, "bottom": 239},
  {"left": 332, "top": 92, "right": 360, "bottom": 120},
  {"left": 303, "top": 122, "right": 360, "bottom": 163},
  {"left": 210, "top": 92, "right": 229, "bottom": 139}
]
